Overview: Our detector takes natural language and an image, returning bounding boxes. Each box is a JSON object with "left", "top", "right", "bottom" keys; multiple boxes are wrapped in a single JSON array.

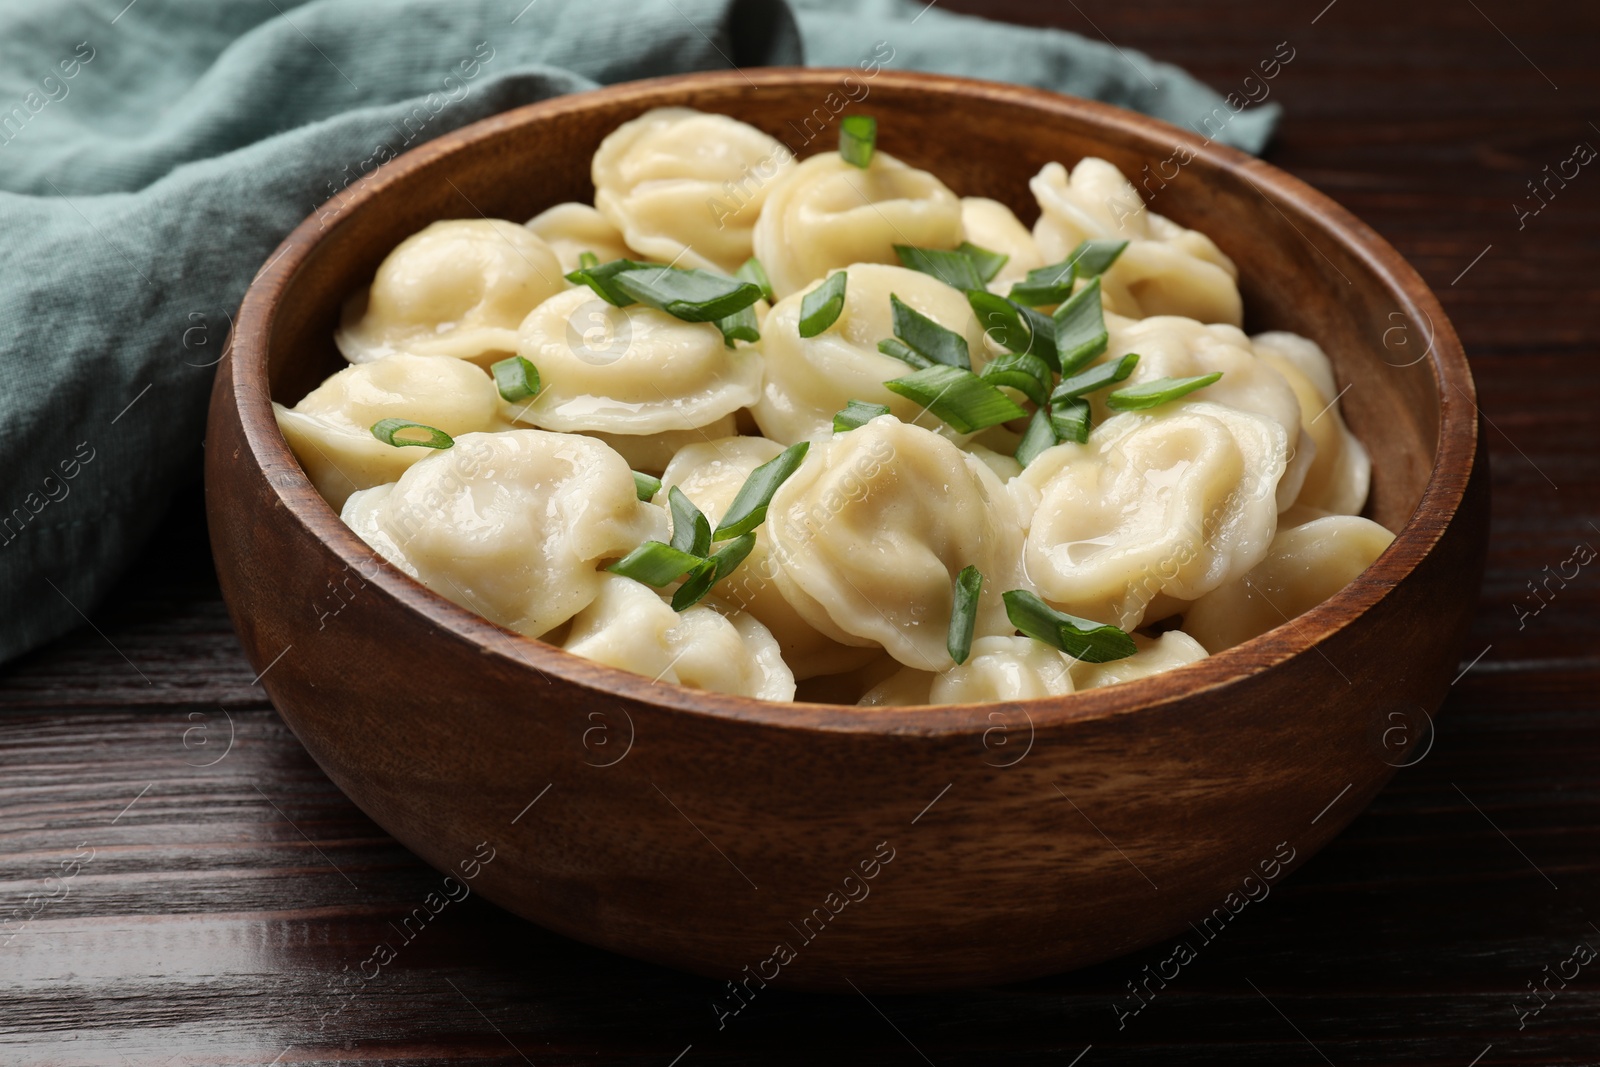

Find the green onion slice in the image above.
[
  {"left": 667, "top": 486, "right": 713, "bottom": 558},
  {"left": 968, "top": 290, "right": 1059, "bottom": 370},
  {"left": 893, "top": 245, "right": 986, "bottom": 290},
  {"left": 884, "top": 365, "right": 1027, "bottom": 435},
  {"left": 713, "top": 441, "right": 810, "bottom": 540},
  {"left": 613, "top": 265, "right": 763, "bottom": 323},
  {"left": 1013, "top": 407, "right": 1059, "bottom": 468},
  {"left": 834, "top": 399, "right": 891, "bottom": 433},
  {"left": 1003, "top": 589, "right": 1137, "bottom": 663},
  {"left": 798, "top": 271, "right": 848, "bottom": 337},
  {"left": 577, "top": 250, "right": 600, "bottom": 270},
  {"left": 715, "top": 303, "right": 760, "bottom": 347},
  {"left": 565, "top": 257, "right": 657, "bottom": 306},
  {"left": 957, "top": 241, "right": 1009, "bottom": 284},
  {"left": 671, "top": 532, "right": 757, "bottom": 611},
  {"left": 606, "top": 541, "right": 704, "bottom": 587},
  {"left": 735, "top": 257, "right": 775, "bottom": 302},
  {"left": 490, "top": 355, "right": 540, "bottom": 403},
  {"left": 632, "top": 471, "right": 662, "bottom": 501},
  {"left": 1106, "top": 372, "right": 1223, "bottom": 411},
  {"left": 1052, "top": 352, "right": 1140, "bottom": 402},
  {"left": 979, "top": 350, "right": 1053, "bottom": 407},
  {"left": 839, "top": 115, "right": 877, "bottom": 168},
  {"left": 1049, "top": 397, "right": 1091, "bottom": 443},
  {"left": 1008, "top": 259, "right": 1077, "bottom": 307},
  {"left": 1067, "top": 238, "right": 1129, "bottom": 277},
  {"left": 1053, "top": 276, "right": 1111, "bottom": 375},
  {"left": 890, "top": 294, "right": 970, "bottom": 369},
  {"left": 948, "top": 565, "right": 983, "bottom": 665},
  {"left": 877, "top": 337, "right": 934, "bottom": 369},
  {"left": 370, "top": 418, "right": 454, "bottom": 449}
]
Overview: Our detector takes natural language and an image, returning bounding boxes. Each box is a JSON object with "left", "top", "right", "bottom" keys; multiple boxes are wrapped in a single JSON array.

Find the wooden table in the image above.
[{"left": 4, "top": 1, "right": 1597, "bottom": 1062}]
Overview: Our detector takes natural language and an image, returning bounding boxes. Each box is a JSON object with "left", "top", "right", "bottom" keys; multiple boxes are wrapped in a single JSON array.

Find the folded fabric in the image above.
[{"left": 0, "top": 0, "right": 1277, "bottom": 665}]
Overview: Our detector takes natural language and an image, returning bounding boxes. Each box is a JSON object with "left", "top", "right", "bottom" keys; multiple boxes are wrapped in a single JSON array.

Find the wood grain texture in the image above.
[{"left": 3, "top": 0, "right": 1598, "bottom": 1059}]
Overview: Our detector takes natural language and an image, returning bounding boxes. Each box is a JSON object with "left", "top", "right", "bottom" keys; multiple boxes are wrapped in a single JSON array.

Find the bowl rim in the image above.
[{"left": 223, "top": 66, "right": 1479, "bottom": 737}]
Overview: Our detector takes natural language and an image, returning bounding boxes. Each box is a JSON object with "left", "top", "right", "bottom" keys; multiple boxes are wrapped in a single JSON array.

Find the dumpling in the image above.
[
  {"left": 592, "top": 107, "right": 795, "bottom": 276},
  {"left": 766, "top": 416, "right": 1024, "bottom": 672},
  {"left": 959, "top": 197, "right": 1045, "bottom": 291},
  {"left": 1252, "top": 331, "right": 1371, "bottom": 515},
  {"left": 752, "top": 263, "right": 990, "bottom": 445},
  {"left": 753, "top": 151, "right": 963, "bottom": 298},
  {"left": 1011, "top": 402, "right": 1287, "bottom": 630},
  {"left": 335, "top": 220, "right": 566, "bottom": 365},
  {"left": 562, "top": 574, "right": 795, "bottom": 701},
  {"left": 273, "top": 354, "right": 506, "bottom": 511},
  {"left": 930, "top": 636, "right": 1077, "bottom": 703},
  {"left": 1182, "top": 514, "right": 1394, "bottom": 652},
  {"left": 524, "top": 202, "right": 634, "bottom": 272},
  {"left": 580, "top": 414, "right": 739, "bottom": 476},
  {"left": 1071, "top": 631, "right": 1208, "bottom": 689},
  {"left": 1030, "top": 159, "right": 1242, "bottom": 326},
  {"left": 657, "top": 437, "right": 881, "bottom": 680},
  {"left": 340, "top": 430, "right": 667, "bottom": 638},
  {"left": 858, "top": 665, "right": 934, "bottom": 707},
  {"left": 505, "top": 286, "right": 762, "bottom": 435},
  {"left": 1092, "top": 313, "right": 1312, "bottom": 510}
]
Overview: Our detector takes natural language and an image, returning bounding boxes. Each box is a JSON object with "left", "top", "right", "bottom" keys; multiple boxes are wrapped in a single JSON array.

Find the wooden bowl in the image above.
[{"left": 206, "top": 69, "right": 1488, "bottom": 992}]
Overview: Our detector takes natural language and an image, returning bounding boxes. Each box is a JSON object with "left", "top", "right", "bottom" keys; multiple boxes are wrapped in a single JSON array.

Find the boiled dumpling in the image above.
[
  {"left": 505, "top": 286, "right": 762, "bottom": 435},
  {"left": 857, "top": 665, "right": 934, "bottom": 707},
  {"left": 1071, "top": 631, "right": 1208, "bottom": 689},
  {"left": 1183, "top": 514, "right": 1394, "bottom": 652},
  {"left": 930, "top": 636, "right": 1077, "bottom": 703},
  {"left": 753, "top": 151, "right": 962, "bottom": 298},
  {"left": 752, "top": 263, "right": 990, "bottom": 445},
  {"left": 1011, "top": 402, "right": 1288, "bottom": 630},
  {"left": 273, "top": 354, "right": 506, "bottom": 511},
  {"left": 1252, "top": 331, "right": 1371, "bottom": 515},
  {"left": 657, "top": 437, "right": 881, "bottom": 680},
  {"left": 580, "top": 415, "right": 739, "bottom": 476},
  {"left": 524, "top": 202, "right": 634, "bottom": 272},
  {"left": 959, "top": 197, "right": 1045, "bottom": 292},
  {"left": 335, "top": 220, "right": 565, "bottom": 365},
  {"left": 340, "top": 431, "right": 667, "bottom": 638},
  {"left": 563, "top": 574, "right": 795, "bottom": 701},
  {"left": 1030, "top": 159, "right": 1242, "bottom": 326},
  {"left": 766, "top": 416, "right": 1024, "bottom": 672},
  {"left": 592, "top": 107, "right": 795, "bottom": 276}
]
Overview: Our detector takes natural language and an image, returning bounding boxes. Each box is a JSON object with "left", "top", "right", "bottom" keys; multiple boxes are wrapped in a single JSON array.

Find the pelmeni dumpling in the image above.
[
  {"left": 959, "top": 197, "right": 1045, "bottom": 291},
  {"left": 658, "top": 437, "right": 881, "bottom": 680},
  {"left": 340, "top": 431, "right": 667, "bottom": 639},
  {"left": 1251, "top": 331, "right": 1371, "bottom": 515},
  {"left": 1183, "top": 514, "right": 1394, "bottom": 653},
  {"left": 858, "top": 665, "right": 934, "bottom": 707},
  {"left": 752, "top": 264, "right": 990, "bottom": 445},
  {"left": 766, "top": 416, "right": 1023, "bottom": 672},
  {"left": 1092, "top": 313, "right": 1312, "bottom": 510},
  {"left": 335, "top": 220, "right": 565, "bottom": 365},
  {"left": 1071, "top": 631, "right": 1209, "bottom": 690},
  {"left": 562, "top": 574, "right": 795, "bottom": 700},
  {"left": 274, "top": 354, "right": 506, "bottom": 511},
  {"left": 505, "top": 286, "right": 761, "bottom": 436},
  {"left": 1030, "top": 159, "right": 1242, "bottom": 326},
  {"left": 931, "top": 636, "right": 1077, "bottom": 703},
  {"left": 753, "top": 151, "right": 962, "bottom": 297},
  {"left": 1011, "top": 403, "right": 1287, "bottom": 629},
  {"left": 581, "top": 415, "right": 739, "bottom": 476},
  {"left": 592, "top": 107, "right": 794, "bottom": 276},
  {"left": 524, "top": 202, "right": 634, "bottom": 272}
]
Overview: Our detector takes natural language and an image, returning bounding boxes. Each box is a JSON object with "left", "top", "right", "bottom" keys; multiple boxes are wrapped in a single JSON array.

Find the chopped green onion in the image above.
[
  {"left": 893, "top": 245, "right": 986, "bottom": 290},
  {"left": 979, "top": 350, "right": 1053, "bottom": 407},
  {"left": 606, "top": 541, "right": 704, "bottom": 586},
  {"left": 613, "top": 265, "right": 763, "bottom": 323},
  {"left": 1008, "top": 259, "right": 1077, "bottom": 306},
  {"left": 490, "top": 355, "right": 540, "bottom": 403},
  {"left": 968, "top": 290, "right": 1059, "bottom": 370},
  {"left": 957, "top": 241, "right": 1009, "bottom": 284},
  {"left": 948, "top": 565, "right": 983, "bottom": 665},
  {"left": 565, "top": 257, "right": 656, "bottom": 306},
  {"left": 1106, "top": 372, "right": 1224, "bottom": 411},
  {"left": 1052, "top": 352, "right": 1140, "bottom": 402},
  {"left": 1053, "top": 276, "right": 1111, "bottom": 374},
  {"left": 1003, "top": 589, "right": 1137, "bottom": 663},
  {"left": 1067, "top": 238, "right": 1129, "bottom": 277},
  {"left": 891, "top": 294, "right": 970, "bottom": 369},
  {"left": 577, "top": 250, "right": 600, "bottom": 270},
  {"left": 884, "top": 365, "right": 1027, "bottom": 434},
  {"left": 798, "top": 271, "right": 848, "bottom": 337},
  {"left": 1049, "top": 397, "right": 1092, "bottom": 443},
  {"left": 877, "top": 337, "right": 934, "bottom": 369},
  {"left": 370, "top": 418, "right": 454, "bottom": 449},
  {"left": 671, "top": 532, "right": 758, "bottom": 611},
  {"left": 834, "top": 399, "right": 891, "bottom": 432},
  {"left": 713, "top": 441, "right": 810, "bottom": 540},
  {"left": 715, "top": 303, "right": 760, "bottom": 347},
  {"left": 839, "top": 115, "right": 877, "bottom": 168},
  {"left": 735, "top": 257, "right": 775, "bottom": 302},
  {"left": 632, "top": 471, "right": 662, "bottom": 501},
  {"left": 1014, "top": 407, "right": 1059, "bottom": 468},
  {"left": 667, "top": 486, "right": 713, "bottom": 558}
]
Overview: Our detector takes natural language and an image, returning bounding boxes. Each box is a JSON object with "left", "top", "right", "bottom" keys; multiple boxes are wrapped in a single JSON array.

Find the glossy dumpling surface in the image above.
[
  {"left": 959, "top": 197, "right": 1045, "bottom": 291},
  {"left": 1252, "top": 331, "right": 1371, "bottom": 515},
  {"left": 524, "top": 202, "right": 634, "bottom": 273},
  {"left": 1070, "top": 631, "right": 1209, "bottom": 690},
  {"left": 929, "top": 636, "right": 1077, "bottom": 703}
]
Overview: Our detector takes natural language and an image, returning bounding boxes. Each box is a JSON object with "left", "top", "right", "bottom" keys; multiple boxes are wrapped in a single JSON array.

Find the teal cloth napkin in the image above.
[{"left": 0, "top": 0, "right": 1277, "bottom": 665}]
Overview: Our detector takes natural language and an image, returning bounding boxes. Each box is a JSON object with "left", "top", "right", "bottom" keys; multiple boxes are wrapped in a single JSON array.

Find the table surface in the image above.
[{"left": 4, "top": 1, "right": 1599, "bottom": 1063}]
